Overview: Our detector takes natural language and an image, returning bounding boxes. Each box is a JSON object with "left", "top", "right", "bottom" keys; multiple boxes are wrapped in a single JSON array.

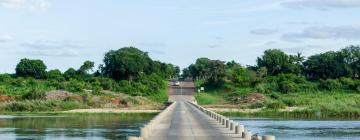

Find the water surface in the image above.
[
  {"left": 0, "top": 114, "right": 154, "bottom": 140},
  {"left": 232, "top": 117, "right": 360, "bottom": 140}
]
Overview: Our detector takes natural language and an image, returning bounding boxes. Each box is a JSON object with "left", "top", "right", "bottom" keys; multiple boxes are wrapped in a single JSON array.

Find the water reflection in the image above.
[
  {"left": 0, "top": 114, "right": 154, "bottom": 140},
  {"left": 232, "top": 117, "right": 360, "bottom": 140}
]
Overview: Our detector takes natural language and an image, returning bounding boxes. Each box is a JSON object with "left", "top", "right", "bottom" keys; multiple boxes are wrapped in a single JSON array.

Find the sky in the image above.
[{"left": 1, "top": 0, "right": 360, "bottom": 73}]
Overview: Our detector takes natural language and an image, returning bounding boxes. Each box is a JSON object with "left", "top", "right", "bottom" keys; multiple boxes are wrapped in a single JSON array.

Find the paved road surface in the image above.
[{"left": 145, "top": 81, "right": 241, "bottom": 140}]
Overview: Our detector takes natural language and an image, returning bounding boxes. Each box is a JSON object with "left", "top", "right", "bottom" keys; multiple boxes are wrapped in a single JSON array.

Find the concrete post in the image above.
[
  {"left": 225, "top": 119, "right": 229, "bottom": 128},
  {"left": 222, "top": 118, "right": 225, "bottom": 125},
  {"left": 140, "top": 127, "right": 148, "bottom": 138},
  {"left": 242, "top": 131, "right": 252, "bottom": 140},
  {"left": 230, "top": 121, "right": 234, "bottom": 131},
  {"left": 263, "top": 135, "right": 275, "bottom": 140},
  {"left": 127, "top": 136, "right": 139, "bottom": 140},
  {"left": 236, "top": 125, "right": 245, "bottom": 135}
]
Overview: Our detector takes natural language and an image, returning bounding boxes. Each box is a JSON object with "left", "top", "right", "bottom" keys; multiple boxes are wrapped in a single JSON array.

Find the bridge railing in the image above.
[
  {"left": 127, "top": 101, "right": 177, "bottom": 140},
  {"left": 188, "top": 101, "right": 275, "bottom": 140}
]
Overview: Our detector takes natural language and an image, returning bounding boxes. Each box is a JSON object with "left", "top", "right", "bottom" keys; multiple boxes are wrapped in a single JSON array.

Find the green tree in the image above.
[
  {"left": 47, "top": 69, "right": 63, "bottom": 81},
  {"left": 102, "top": 47, "right": 152, "bottom": 81},
  {"left": 256, "top": 49, "right": 301, "bottom": 76},
  {"left": 64, "top": 68, "right": 77, "bottom": 80},
  {"left": 78, "top": 61, "right": 95, "bottom": 75},
  {"left": 303, "top": 51, "right": 350, "bottom": 79},
  {"left": 340, "top": 45, "right": 360, "bottom": 79},
  {"left": 15, "top": 58, "right": 47, "bottom": 79}
]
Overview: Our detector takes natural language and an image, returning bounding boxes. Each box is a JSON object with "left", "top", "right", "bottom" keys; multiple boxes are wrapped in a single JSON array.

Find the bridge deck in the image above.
[
  {"left": 146, "top": 101, "right": 242, "bottom": 140},
  {"left": 144, "top": 81, "right": 243, "bottom": 140}
]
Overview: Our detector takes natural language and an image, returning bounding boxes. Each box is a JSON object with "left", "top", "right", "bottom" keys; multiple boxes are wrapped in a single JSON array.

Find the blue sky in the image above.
[{"left": 1, "top": 0, "right": 360, "bottom": 73}]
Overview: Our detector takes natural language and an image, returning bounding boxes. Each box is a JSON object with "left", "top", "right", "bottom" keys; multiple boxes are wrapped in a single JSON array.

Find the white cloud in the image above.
[
  {"left": 0, "top": 34, "right": 13, "bottom": 43},
  {"left": 0, "top": 0, "right": 49, "bottom": 10},
  {"left": 282, "top": 0, "right": 360, "bottom": 9},
  {"left": 20, "top": 40, "right": 84, "bottom": 57},
  {"left": 250, "top": 29, "right": 278, "bottom": 35},
  {"left": 282, "top": 25, "right": 360, "bottom": 42}
]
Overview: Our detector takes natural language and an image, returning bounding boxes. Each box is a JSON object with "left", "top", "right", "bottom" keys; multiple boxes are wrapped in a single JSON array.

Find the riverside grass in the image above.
[{"left": 196, "top": 89, "right": 360, "bottom": 118}]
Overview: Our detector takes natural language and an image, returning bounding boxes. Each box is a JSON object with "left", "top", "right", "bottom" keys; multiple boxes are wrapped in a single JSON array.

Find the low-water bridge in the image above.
[{"left": 128, "top": 81, "right": 275, "bottom": 140}]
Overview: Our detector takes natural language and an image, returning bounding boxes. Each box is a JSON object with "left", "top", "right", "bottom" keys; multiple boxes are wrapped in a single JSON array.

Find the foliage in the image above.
[
  {"left": 64, "top": 68, "right": 77, "bottom": 80},
  {"left": 22, "top": 88, "right": 46, "bottom": 100},
  {"left": 256, "top": 49, "right": 303, "bottom": 76},
  {"left": 15, "top": 58, "right": 47, "bottom": 79},
  {"left": 47, "top": 69, "right": 64, "bottom": 81},
  {"left": 78, "top": 61, "right": 95, "bottom": 75},
  {"left": 319, "top": 79, "right": 341, "bottom": 90},
  {"left": 102, "top": 47, "right": 153, "bottom": 81}
]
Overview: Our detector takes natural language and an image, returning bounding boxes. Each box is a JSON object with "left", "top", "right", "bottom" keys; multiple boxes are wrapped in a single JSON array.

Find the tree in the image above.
[
  {"left": 78, "top": 61, "right": 94, "bottom": 75},
  {"left": 256, "top": 49, "right": 302, "bottom": 76},
  {"left": 340, "top": 45, "right": 360, "bottom": 79},
  {"left": 47, "top": 69, "right": 63, "bottom": 81},
  {"left": 303, "top": 51, "right": 350, "bottom": 79},
  {"left": 102, "top": 47, "right": 153, "bottom": 81},
  {"left": 64, "top": 68, "right": 77, "bottom": 80},
  {"left": 15, "top": 58, "right": 47, "bottom": 79},
  {"left": 207, "top": 60, "right": 226, "bottom": 83}
]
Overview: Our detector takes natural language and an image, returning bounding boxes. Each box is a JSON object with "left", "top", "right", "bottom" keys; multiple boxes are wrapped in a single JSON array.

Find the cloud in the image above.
[
  {"left": 138, "top": 42, "right": 166, "bottom": 47},
  {"left": 283, "top": 45, "right": 321, "bottom": 53},
  {"left": 282, "top": 25, "right": 360, "bottom": 42},
  {"left": 149, "top": 50, "right": 166, "bottom": 55},
  {"left": 264, "top": 41, "right": 277, "bottom": 46},
  {"left": 0, "top": 34, "right": 13, "bottom": 43},
  {"left": 20, "top": 40, "right": 84, "bottom": 57},
  {"left": 282, "top": 0, "right": 360, "bottom": 9},
  {"left": 250, "top": 29, "right": 278, "bottom": 35},
  {"left": 0, "top": 0, "right": 49, "bottom": 11},
  {"left": 207, "top": 36, "right": 224, "bottom": 48}
]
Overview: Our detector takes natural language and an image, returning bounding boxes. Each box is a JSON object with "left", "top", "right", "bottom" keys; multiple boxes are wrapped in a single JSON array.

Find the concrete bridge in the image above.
[{"left": 128, "top": 81, "right": 275, "bottom": 140}]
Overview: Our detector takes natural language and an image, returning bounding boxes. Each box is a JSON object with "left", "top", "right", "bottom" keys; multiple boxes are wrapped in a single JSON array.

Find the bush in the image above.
[
  {"left": 282, "top": 98, "right": 296, "bottom": 107},
  {"left": 279, "top": 80, "right": 299, "bottom": 93},
  {"left": 249, "top": 101, "right": 265, "bottom": 109},
  {"left": 64, "top": 79, "right": 85, "bottom": 92},
  {"left": 319, "top": 79, "right": 341, "bottom": 90},
  {"left": 266, "top": 101, "right": 286, "bottom": 109},
  {"left": 0, "top": 100, "right": 88, "bottom": 112},
  {"left": 22, "top": 88, "right": 45, "bottom": 100},
  {"left": 339, "top": 77, "right": 357, "bottom": 90},
  {"left": 255, "top": 83, "right": 276, "bottom": 94}
]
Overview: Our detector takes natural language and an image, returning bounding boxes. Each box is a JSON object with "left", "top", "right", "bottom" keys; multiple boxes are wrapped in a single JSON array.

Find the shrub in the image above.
[
  {"left": 319, "top": 79, "right": 341, "bottom": 90},
  {"left": 0, "top": 100, "right": 88, "bottom": 112},
  {"left": 269, "top": 93, "right": 280, "bottom": 99},
  {"left": 339, "top": 77, "right": 357, "bottom": 90},
  {"left": 282, "top": 98, "right": 296, "bottom": 107},
  {"left": 100, "top": 78, "right": 114, "bottom": 90},
  {"left": 22, "top": 88, "right": 45, "bottom": 100},
  {"left": 266, "top": 101, "right": 286, "bottom": 109},
  {"left": 279, "top": 80, "right": 299, "bottom": 93},
  {"left": 255, "top": 83, "right": 276, "bottom": 94},
  {"left": 64, "top": 79, "right": 85, "bottom": 92},
  {"left": 249, "top": 101, "right": 265, "bottom": 109}
]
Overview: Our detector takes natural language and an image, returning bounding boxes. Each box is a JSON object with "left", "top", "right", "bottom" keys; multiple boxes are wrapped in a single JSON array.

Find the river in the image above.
[
  {"left": 232, "top": 117, "right": 360, "bottom": 140},
  {"left": 0, "top": 114, "right": 359, "bottom": 140},
  {"left": 0, "top": 114, "right": 154, "bottom": 140}
]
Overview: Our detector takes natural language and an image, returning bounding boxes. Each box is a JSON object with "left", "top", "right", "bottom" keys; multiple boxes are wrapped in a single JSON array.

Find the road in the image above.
[{"left": 145, "top": 81, "right": 241, "bottom": 140}]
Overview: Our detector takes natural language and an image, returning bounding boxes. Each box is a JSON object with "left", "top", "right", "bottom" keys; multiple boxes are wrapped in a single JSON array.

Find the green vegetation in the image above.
[
  {"left": 0, "top": 47, "right": 179, "bottom": 112},
  {"left": 184, "top": 45, "right": 360, "bottom": 118}
]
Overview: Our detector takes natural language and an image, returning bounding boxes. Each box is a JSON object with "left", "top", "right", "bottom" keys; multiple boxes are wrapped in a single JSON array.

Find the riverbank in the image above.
[{"left": 196, "top": 90, "right": 360, "bottom": 119}]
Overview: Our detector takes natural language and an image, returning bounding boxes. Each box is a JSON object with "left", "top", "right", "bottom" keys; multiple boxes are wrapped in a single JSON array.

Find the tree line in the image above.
[
  {"left": 6, "top": 47, "right": 180, "bottom": 102},
  {"left": 183, "top": 45, "right": 360, "bottom": 93}
]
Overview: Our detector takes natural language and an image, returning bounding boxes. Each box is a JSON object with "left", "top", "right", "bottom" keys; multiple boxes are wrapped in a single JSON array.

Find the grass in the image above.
[
  {"left": 196, "top": 84, "right": 360, "bottom": 118},
  {"left": 274, "top": 91, "right": 360, "bottom": 115},
  {"left": 195, "top": 92, "right": 228, "bottom": 105}
]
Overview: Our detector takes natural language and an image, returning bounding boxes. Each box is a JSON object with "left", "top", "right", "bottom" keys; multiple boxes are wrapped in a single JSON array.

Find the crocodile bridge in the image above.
[{"left": 128, "top": 81, "right": 275, "bottom": 140}]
